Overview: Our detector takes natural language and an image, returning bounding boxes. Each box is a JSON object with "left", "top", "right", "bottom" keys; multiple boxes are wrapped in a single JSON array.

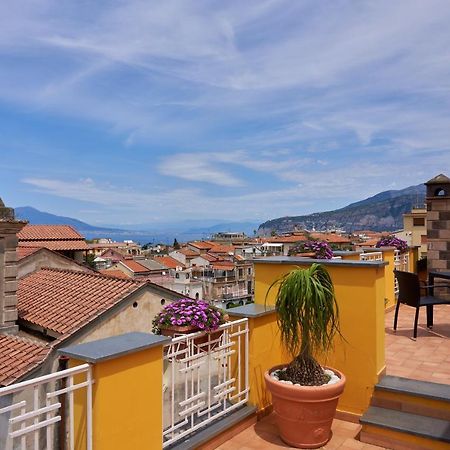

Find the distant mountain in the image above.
[
  {"left": 15, "top": 207, "right": 108, "bottom": 231},
  {"left": 14, "top": 207, "right": 259, "bottom": 244},
  {"left": 258, "top": 184, "right": 426, "bottom": 234},
  {"left": 185, "top": 222, "right": 259, "bottom": 236}
]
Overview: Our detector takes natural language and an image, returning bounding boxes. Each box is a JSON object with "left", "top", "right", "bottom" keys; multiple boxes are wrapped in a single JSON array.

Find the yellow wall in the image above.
[
  {"left": 252, "top": 261, "right": 386, "bottom": 416},
  {"left": 338, "top": 253, "right": 362, "bottom": 261},
  {"left": 71, "top": 345, "right": 164, "bottom": 450},
  {"left": 380, "top": 249, "right": 396, "bottom": 309}
]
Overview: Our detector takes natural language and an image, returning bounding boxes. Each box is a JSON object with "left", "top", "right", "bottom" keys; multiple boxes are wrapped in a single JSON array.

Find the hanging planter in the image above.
[{"left": 153, "top": 298, "right": 228, "bottom": 353}]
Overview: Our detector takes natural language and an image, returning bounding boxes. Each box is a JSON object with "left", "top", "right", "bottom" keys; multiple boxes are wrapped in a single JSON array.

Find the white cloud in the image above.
[
  {"left": 4, "top": 1, "right": 450, "bottom": 224},
  {"left": 158, "top": 150, "right": 307, "bottom": 186}
]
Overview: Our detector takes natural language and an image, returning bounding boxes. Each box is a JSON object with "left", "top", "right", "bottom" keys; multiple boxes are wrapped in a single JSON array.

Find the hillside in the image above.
[
  {"left": 15, "top": 207, "right": 107, "bottom": 231},
  {"left": 258, "top": 184, "right": 426, "bottom": 234}
]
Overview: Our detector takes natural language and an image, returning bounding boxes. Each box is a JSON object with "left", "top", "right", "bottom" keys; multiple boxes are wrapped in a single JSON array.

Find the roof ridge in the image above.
[
  {"left": 0, "top": 333, "right": 49, "bottom": 348},
  {"left": 36, "top": 267, "right": 138, "bottom": 282}
]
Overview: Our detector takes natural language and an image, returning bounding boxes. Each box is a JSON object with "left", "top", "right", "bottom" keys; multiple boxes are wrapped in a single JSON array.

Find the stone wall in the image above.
[
  {"left": 0, "top": 199, "right": 26, "bottom": 333},
  {"left": 426, "top": 174, "right": 450, "bottom": 272}
]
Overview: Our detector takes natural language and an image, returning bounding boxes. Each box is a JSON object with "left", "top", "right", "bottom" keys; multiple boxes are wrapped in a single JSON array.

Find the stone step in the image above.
[
  {"left": 360, "top": 406, "right": 450, "bottom": 450},
  {"left": 372, "top": 375, "right": 450, "bottom": 420}
]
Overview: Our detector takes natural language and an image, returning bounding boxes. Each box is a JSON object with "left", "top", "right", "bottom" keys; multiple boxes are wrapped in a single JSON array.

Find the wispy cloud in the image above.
[{"left": 158, "top": 150, "right": 304, "bottom": 186}]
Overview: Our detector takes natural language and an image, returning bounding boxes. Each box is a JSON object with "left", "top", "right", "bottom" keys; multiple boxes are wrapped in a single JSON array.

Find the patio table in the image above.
[{"left": 426, "top": 271, "right": 450, "bottom": 327}]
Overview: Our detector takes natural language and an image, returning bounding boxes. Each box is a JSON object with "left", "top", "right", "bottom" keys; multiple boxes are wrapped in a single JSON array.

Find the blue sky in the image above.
[{"left": 1, "top": 0, "right": 449, "bottom": 227}]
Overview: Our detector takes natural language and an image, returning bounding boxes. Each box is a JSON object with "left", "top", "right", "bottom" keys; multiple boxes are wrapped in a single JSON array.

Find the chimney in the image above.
[{"left": 0, "top": 198, "right": 26, "bottom": 334}]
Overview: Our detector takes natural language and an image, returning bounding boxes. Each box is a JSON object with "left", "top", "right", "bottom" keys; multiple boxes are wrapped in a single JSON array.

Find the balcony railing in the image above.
[
  {"left": 394, "top": 250, "right": 409, "bottom": 294},
  {"left": 0, "top": 363, "right": 93, "bottom": 450},
  {"left": 162, "top": 318, "right": 249, "bottom": 448},
  {"left": 359, "top": 251, "right": 383, "bottom": 261}
]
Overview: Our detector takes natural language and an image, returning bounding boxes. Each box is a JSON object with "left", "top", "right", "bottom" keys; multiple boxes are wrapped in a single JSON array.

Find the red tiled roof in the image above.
[
  {"left": 17, "top": 246, "right": 41, "bottom": 260},
  {"left": 19, "top": 240, "right": 88, "bottom": 251},
  {"left": 201, "top": 253, "right": 218, "bottom": 262},
  {"left": 18, "top": 268, "right": 140, "bottom": 336},
  {"left": 309, "top": 233, "right": 351, "bottom": 244},
  {"left": 212, "top": 263, "right": 235, "bottom": 271},
  {"left": 120, "top": 259, "right": 150, "bottom": 273},
  {"left": 99, "top": 269, "right": 131, "bottom": 279},
  {"left": 89, "top": 242, "right": 139, "bottom": 249},
  {"left": 178, "top": 248, "right": 199, "bottom": 257},
  {"left": 362, "top": 239, "right": 378, "bottom": 246},
  {"left": 263, "top": 235, "right": 307, "bottom": 243},
  {"left": 209, "top": 245, "right": 235, "bottom": 254},
  {"left": 189, "top": 241, "right": 214, "bottom": 250},
  {"left": 0, "top": 335, "right": 50, "bottom": 386},
  {"left": 18, "top": 225, "right": 84, "bottom": 240},
  {"left": 154, "top": 256, "right": 185, "bottom": 270}
]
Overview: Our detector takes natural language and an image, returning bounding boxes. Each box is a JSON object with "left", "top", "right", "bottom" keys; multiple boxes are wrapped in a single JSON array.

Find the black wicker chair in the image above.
[{"left": 393, "top": 270, "right": 450, "bottom": 339}]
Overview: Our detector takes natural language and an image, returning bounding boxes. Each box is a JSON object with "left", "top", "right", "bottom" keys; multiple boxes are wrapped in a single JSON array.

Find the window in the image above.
[
  {"left": 413, "top": 217, "right": 425, "bottom": 226},
  {"left": 175, "top": 273, "right": 180, "bottom": 279}
]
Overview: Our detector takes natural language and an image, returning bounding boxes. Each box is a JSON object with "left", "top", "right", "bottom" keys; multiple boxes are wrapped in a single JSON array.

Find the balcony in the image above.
[{"left": 1, "top": 254, "right": 449, "bottom": 449}]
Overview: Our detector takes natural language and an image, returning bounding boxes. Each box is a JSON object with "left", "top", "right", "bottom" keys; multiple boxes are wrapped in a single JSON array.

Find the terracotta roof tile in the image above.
[
  {"left": 264, "top": 235, "right": 307, "bottom": 243},
  {"left": 17, "top": 225, "right": 84, "bottom": 240},
  {"left": 212, "top": 263, "right": 235, "bottom": 271},
  {"left": 17, "top": 246, "right": 41, "bottom": 259},
  {"left": 199, "top": 253, "right": 218, "bottom": 262},
  {"left": 0, "top": 335, "right": 50, "bottom": 386},
  {"left": 309, "top": 233, "right": 351, "bottom": 244},
  {"left": 189, "top": 241, "right": 214, "bottom": 250},
  {"left": 99, "top": 269, "right": 131, "bottom": 279},
  {"left": 18, "top": 268, "right": 140, "bottom": 336},
  {"left": 154, "top": 256, "right": 185, "bottom": 269},
  {"left": 178, "top": 248, "right": 199, "bottom": 257},
  {"left": 120, "top": 259, "right": 150, "bottom": 273},
  {"left": 19, "top": 240, "right": 88, "bottom": 251},
  {"left": 209, "top": 245, "right": 235, "bottom": 254}
]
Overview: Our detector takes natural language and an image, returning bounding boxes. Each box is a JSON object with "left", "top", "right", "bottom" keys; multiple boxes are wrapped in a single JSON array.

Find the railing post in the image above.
[
  {"left": 228, "top": 305, "right": 287, "bottom": 416},
  {"left": 59, "top": 332, "right": 170, "bottom": 450}
]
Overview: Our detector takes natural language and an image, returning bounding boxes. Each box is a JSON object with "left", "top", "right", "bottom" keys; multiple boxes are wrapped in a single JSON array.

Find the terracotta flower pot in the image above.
[{"left": 264, "top": 364, "right": 346, "bottom": 449}]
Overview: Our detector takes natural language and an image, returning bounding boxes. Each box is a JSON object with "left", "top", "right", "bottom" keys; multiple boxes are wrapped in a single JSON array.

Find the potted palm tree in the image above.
[{"left": 264, "top": 263, "right": 346, "bottom": 448}]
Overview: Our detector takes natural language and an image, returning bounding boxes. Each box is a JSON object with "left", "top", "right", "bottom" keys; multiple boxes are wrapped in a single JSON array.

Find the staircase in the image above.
[{"left": 360, "top": 375, "right": 450, "bottom": 450}]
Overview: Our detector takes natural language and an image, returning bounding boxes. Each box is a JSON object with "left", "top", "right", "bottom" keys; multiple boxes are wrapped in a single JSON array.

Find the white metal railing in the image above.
[
  {"left": 162, "top": 318, "right": 249, "bottom": 448},
  {"left": 359, "top": 251, "right": 383, "bottom": 261},
  {"left": 394, "top": 250, "right": 410, "bottom": 294},
  {"left": 0, "top": 363, "right": 93, "bottom": 450}
]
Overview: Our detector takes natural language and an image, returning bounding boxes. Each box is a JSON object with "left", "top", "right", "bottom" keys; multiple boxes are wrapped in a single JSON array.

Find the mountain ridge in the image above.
[
  {"left": 14, "top": 207, "right": 259, "bottom": 243},
  {"left": 258, "top": 184, "right": 426, "bottom": 234}
]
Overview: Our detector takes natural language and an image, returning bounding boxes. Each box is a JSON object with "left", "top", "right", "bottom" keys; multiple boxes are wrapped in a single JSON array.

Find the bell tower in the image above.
[{"left": 425, "top": 174, "right": 450, "bottom": 274}]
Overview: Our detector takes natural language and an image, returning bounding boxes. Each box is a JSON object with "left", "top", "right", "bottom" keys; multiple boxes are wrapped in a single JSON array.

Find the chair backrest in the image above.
[{"left": 394, "top": 270, "right": 421, "bottom": 307}]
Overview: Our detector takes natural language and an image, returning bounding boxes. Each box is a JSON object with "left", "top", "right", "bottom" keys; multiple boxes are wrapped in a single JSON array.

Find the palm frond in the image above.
[{"left": 266, "top": 263, "right": 341, "bottom": 360}]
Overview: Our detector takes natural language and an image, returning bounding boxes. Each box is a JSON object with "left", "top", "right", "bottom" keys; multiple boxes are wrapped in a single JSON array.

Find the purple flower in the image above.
[{"left": 151, "top": 297, "right": 227, "bottom": 334}]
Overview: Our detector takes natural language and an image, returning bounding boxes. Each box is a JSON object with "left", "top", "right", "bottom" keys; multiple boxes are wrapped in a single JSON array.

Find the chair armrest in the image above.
[{"left": 422, "top": 283, "right": 450, "bottom": 295}]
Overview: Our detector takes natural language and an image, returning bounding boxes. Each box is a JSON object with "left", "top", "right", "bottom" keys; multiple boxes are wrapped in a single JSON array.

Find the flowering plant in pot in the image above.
[
  {"left": 289, "top": 240, "right": 334, "bottom": 259},
  {"left": 264, "top": 263, "right": 345, "bottom": 448},
  {"left": 376, "top": 236, "right": 408, "bottom": 254},
  {"left": 152, "top": 298, "right": 228, "bottom": 352}
]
